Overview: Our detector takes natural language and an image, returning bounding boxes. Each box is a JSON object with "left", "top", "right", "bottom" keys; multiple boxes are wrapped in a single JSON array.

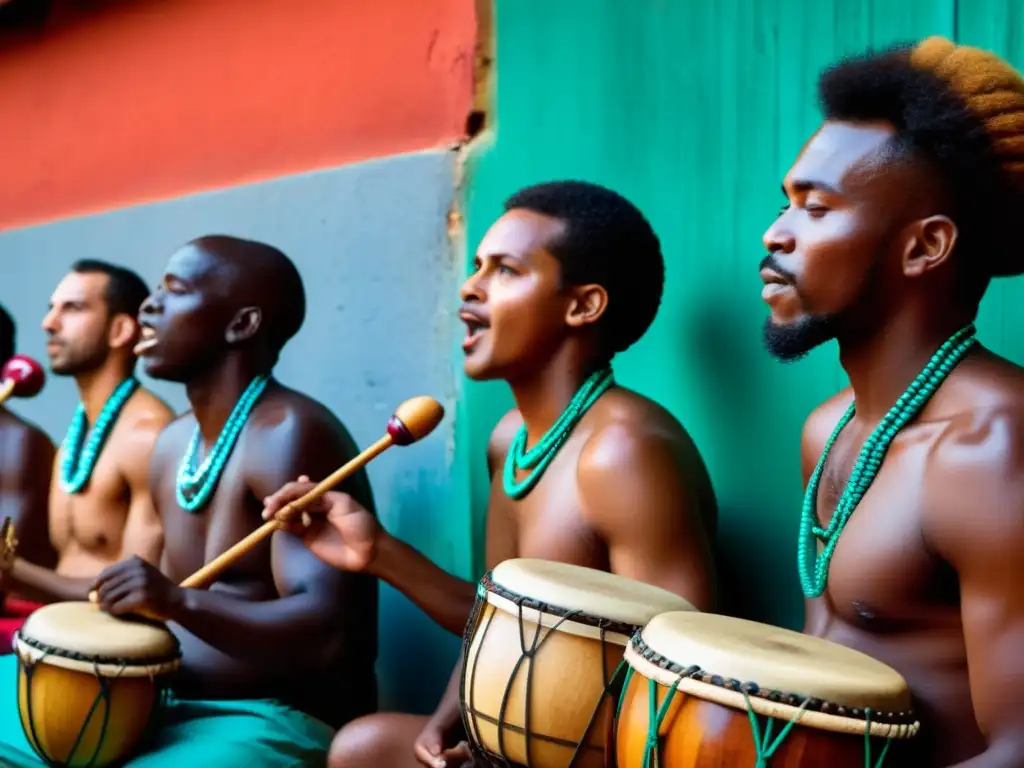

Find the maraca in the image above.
[{"left": 0, "top": 354, "right": 45, "bottom": 406}]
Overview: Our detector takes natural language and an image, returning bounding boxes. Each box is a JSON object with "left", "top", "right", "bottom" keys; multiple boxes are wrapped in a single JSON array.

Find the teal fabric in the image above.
[{"left": 0, "top": 654, "right": 333, "bottom": 767}]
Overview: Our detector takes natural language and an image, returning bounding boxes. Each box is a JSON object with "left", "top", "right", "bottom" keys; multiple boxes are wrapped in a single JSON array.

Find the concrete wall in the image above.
[
  {"left": 0, "top": 0, "right": 476, "bottom": 230},
  {"left": 1, "top": 149, "right": 468, "bottom": 712},
  {"left": 0, "top": 0, "right": 480, "bottom": 715}
]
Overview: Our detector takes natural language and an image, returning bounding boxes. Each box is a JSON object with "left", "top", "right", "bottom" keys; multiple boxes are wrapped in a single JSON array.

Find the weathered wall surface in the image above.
[{"left": 0, "top": 0, "right": 479, "bottom": 714}]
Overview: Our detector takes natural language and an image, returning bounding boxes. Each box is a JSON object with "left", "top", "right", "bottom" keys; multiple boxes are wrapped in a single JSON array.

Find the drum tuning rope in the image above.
[{"left": 460, "top": 570, "right": 633, "bottom": 767}]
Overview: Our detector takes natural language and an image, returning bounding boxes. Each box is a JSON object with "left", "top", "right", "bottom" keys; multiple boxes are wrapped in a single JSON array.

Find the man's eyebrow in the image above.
[{"left": 783, "top": 178, "right": 844, "bottom": 196}]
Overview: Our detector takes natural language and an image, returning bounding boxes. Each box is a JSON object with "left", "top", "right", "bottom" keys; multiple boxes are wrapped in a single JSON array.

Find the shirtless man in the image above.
[
  {"left": 1, "top": 260, "right": 172, "bottom": 607},
  {"left": 264, "top": 180, "right": 719, "bottom": 768},
  {"left": 762, "top": 38, "right": 1024, "bottom": 766},
  {"left": 0, "top": 236, "right": 379, "bottom": 766},
  {"left": 0, "top": 303, "right": 56, "bottom": 631}
]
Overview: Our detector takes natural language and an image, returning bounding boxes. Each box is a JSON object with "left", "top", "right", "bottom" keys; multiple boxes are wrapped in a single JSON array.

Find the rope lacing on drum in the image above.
[
  {"left": 18, "top": 646, "right": 119, "bottom": 768},
  {"left": 742, "top": 690, "right": 811, "bottom": 767},
  {"left": 617, "top": 663, "right": 699, "bottom": 768},
  {"left": 742, "top": 693, "right": 894, "bottom": 768},
  {"left": 863, "top": 708, "right": 893, "bottom": 768},
  {"left": 459, "top": 579, "right": 632, "bottom": 768}
]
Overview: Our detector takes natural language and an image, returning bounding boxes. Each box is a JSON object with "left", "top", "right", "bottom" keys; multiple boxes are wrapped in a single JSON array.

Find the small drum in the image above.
[
  {"left": 615, "top": 612, "right": 920, "bottom": 767},
  {"left": 13, "top": 601, "right": 182, "bottom": 767},
  {"left": 460, "top": 558, "right": 697, "bottom": 768}
]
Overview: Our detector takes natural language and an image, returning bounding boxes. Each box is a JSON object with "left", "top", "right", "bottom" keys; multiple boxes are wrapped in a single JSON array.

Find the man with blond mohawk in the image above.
[{"left": 761, "top": 37, "right": 1024, "bottom": 766}]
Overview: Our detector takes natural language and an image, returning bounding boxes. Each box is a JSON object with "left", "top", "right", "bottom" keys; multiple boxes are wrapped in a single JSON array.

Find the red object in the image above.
[
  {"left": 1, "top": 354, "right": 44, "bottom": 398},
  {"left": 0, "top": 596, "right": 44, "bottom": 653},
  {"left": 386, "top": 416, "right": 415, "bottom": 446}
]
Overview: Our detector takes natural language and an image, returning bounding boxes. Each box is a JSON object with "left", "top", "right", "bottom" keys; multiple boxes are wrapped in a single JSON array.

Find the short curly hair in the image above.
[
  {"left": 0, "top": 304, "right": 13, "bottom": 364},
  {"left": 818, "top": 36, "right": 1024, "bottom": 302},
  {"left": 504, "top": 180, "right": 665, "bottom": 359}
]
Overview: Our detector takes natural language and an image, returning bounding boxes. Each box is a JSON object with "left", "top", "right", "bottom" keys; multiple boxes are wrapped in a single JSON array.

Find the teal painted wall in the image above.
[{"left": 461, "top": 0, "right": 1024, "bottom": 630}]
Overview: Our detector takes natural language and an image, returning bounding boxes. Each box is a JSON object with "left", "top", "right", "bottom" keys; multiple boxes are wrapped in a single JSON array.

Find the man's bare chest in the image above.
[
  {"left": 812, "top": 432, "right": 957, "bottom": 630},
  {"left": 51, "top": 450, "right": 129, "bottom": 553},
  {"left": 155, "top": 444, "right": 267, "bottom": 584},
  {"left": 491, "top": 450, "right": 604, "bottom": 568}
]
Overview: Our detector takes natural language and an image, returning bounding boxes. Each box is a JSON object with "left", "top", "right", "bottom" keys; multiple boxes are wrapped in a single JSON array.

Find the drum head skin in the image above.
[
  {"left": 15, "top": 601, "right": 181, "bottom": 677},
  {"left": 488, "top": 558, "right": 696, "bottom": 636},
  {"left": 637, "top": 612, "right": 912, "bottom": 712}
]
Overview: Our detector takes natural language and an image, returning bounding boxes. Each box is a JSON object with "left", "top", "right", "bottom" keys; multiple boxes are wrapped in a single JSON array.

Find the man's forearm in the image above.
[
  {"left": 431, "top": 655, "right": 466, "bottom": 729},
  {"left": 10, "top": 559, "right": 92, "bottom": 604},
  {"left": 371, "top": 534, "right": 478, "bottom": 636},
  {"left": 176, "top": 588, "right": 335, "bottom": 666}
]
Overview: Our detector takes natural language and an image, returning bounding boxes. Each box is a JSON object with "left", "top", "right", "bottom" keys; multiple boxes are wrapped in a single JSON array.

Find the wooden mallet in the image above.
[
  {"left": 0, "top": 354, "right": 45, "bottom": 406},
  {"left": 87, "top": 395, "right": 444, "bottom": 602}
]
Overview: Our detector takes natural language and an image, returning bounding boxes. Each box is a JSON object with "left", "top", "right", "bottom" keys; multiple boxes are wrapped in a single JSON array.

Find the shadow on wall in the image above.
[{"left": 683, "top": 288, "right": 805, "bottom": 628}]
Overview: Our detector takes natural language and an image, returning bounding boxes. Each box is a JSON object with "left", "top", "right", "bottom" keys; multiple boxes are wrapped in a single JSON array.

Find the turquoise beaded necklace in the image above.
[
  {"left": 799, "top": 323, "right": 978, "bottom": 598},
  {"left": 59, "top": 377, "right": 140, "bottom": 494},
  {"left": 176, "top": 374, "right": 270, "bottom": 513},
  {"left": 503, "top": 366, "right": 615, "bottom": 500}
]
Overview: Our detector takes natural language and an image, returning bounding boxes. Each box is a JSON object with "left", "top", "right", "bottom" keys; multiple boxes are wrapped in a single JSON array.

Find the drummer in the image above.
[
  {"left": 762, "top": 38, "right": 1024, "bottom": 765},
  {"left": 0, "top": 303, "right": 56, "bottom": 649},
  {"left": 0, "top": 237, "right": 378, "bottom": 765},
  {"left": 0, "top": 263, "right": 173, "bottom": 643},
  {"left": 263, "top": 180, "right": 720, "bottom": 768}
]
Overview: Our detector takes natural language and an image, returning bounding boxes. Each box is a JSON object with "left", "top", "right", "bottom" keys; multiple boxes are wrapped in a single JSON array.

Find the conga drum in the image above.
[
  {"left": 460, "top": 558, "right": 697, "bottom": 768},
  {"left": 13, "top": 601, "right": 182, "bottom": 767},
  {"left": 615, "top": 612, "right": 920, "bottom": 767}
]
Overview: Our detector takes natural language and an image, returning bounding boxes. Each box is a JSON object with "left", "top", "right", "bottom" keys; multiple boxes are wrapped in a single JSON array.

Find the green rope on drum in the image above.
[
  {"left": 63, "top": 674, "right": 113, "bottom": 768},
  {"left": 863, "top": 708, "right": 894, "bottom": 768},
  {"left": 20, "top": 653, "right": 113, "bottom": 768},
  {"left": 639, "top": 673, "right": 682, "bottom": 768},
  {"left": 743, "top": 690, "right": 811, "bottom": 767}
]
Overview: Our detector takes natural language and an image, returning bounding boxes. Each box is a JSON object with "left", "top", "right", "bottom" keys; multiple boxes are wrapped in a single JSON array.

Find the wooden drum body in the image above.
[
  {"left": 615, "top": 612, "right": 920, "bottom": 767},
  {"left": 460, "top": 558, "right": 696, "bottom": 768},
  {"left": 13, "top": 601, "right": 182, "bottom": 768}
]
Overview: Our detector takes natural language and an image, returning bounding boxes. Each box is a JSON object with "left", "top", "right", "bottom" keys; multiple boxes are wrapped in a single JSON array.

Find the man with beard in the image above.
[
  {"left": 263, "top": 180, "right": 719, "bottom": 768},
  {"left": 0, "top": 261, "right": 172, "bottom": 631},
  {"left": 0, "top": 236, "right": 378, "bottom": 766},
  {"left": 0, "top": 303, "right": 56, "bottom": 649},
  {"left": 761, "top": 37, "right": 1024, "bottom": 766}
]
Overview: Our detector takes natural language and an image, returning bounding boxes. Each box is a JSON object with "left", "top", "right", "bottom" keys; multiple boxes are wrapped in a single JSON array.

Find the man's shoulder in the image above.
[
  {"left": 927, "top": 402, "right": 1024, "bottom": 509},
  {"left": 573, "top": 388, "right": 710, "bottom": 523},
  {"left": 0, "top": 409, "right": 52, "bottom": 448},
  {"left": 245, "top": 383, "right": 362, "bottom": 468},
  {"left": 922, "top": 402, "right": 1024, "bottom": 570},
  {"left": 802, "top": 387, "right": 854, "bottom": 447},
  {"left": 243, "top": 382, "right": 370, "bottom": 502},
  {"left": 248, "top": 384, "right": 351, "bottom": 446},
  {"left": 0, "top": 409, "right": 54, "bottom": 473},
  {"left": 578, "top": 387, "right": 697, "bottom": 470},
  {"left": 121, "top": 386, "right": 176, "bottom": 436},
  {"left": 486, "top": 409, "right": 523, "bottom": 470}
]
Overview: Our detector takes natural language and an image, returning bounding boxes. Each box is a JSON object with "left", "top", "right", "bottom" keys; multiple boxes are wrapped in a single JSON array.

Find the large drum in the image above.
[
  {"left": 460, "top": 558, "right": 697, "bottom": 768},
  {"left": 13, "top": 601, "right": 182, "bottom": 767},
  {"left": 615, "top": 612, "right": 920, "bottom": 767}
]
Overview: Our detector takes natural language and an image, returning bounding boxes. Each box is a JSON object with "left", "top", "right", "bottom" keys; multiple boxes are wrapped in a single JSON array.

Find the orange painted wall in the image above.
[{"left": 0, "top": 0, "right": 476, "bottom": 230}]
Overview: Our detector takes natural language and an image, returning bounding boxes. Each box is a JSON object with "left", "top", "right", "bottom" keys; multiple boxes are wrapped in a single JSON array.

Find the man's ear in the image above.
[
  {"left": 226, "top": 306, "right": 262, "bottom": 344},
  {"left": 564, "top": 284, "right": 609, "bottom": 329},
  {"left": 902, "top": 214, "right": 958, "bottom": 279},
  {"left": 107, "top": 315, "right": 138, "bottom": 351}
]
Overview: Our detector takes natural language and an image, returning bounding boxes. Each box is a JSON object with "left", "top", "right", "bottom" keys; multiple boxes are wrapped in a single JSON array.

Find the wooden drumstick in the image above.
[
  {"left": 0, "top": 355, "right": 45, "bottom": 407},
  {"left": 87, "top": 396, "right": 444, "bottom": 603}
]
